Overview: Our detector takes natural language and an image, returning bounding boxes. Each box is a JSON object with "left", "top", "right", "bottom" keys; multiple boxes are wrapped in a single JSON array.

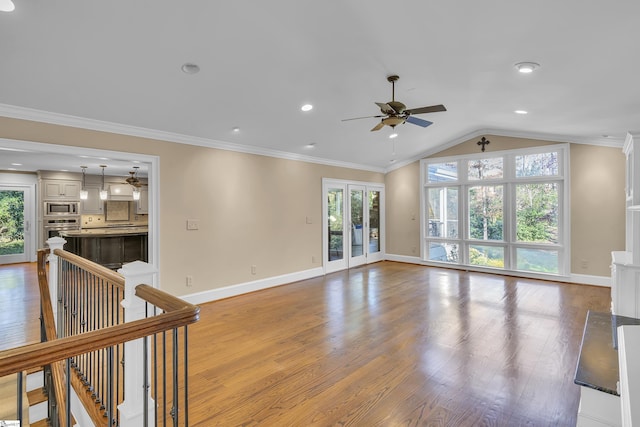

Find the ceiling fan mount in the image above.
[{"left": 342, "top": 74, "right": 446, "bottom": 131}]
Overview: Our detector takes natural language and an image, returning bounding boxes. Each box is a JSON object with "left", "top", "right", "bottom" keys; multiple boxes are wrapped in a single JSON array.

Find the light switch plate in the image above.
[{"left": 187, "top": 219, "right": 199, "bottom": 230}]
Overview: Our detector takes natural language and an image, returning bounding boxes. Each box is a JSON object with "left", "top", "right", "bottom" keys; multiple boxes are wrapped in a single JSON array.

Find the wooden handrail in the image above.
[
  {"left": 0, "top": 255, "right": 200, "bottom": 378},
  {"left": 37, "top": 249, "right": 68, "bottom": 427},
  {"left": 53, "top": 248, "right": 125, "bottom": 288}
]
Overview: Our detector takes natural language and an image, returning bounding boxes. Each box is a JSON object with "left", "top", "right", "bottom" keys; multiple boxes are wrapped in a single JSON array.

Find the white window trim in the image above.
[{"left": 420, "top": 144, "right": 570, "bottom": 280}]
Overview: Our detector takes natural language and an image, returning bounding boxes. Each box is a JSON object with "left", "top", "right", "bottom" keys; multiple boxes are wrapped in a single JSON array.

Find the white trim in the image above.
[
  {"left": 1, "top": 103, "right": 625, "bottom": 175},
  {"left": 384, "top": 253, "right": 610, "bottom": 286},
  {"left": 386, "top": 128, "right": 625, "bottom": 173},
  {"left": 179, "top": 267, "right": 325, "bottom": 305},
  {"left": 0, "top": 103, "right": 385, "bottom": 174}
]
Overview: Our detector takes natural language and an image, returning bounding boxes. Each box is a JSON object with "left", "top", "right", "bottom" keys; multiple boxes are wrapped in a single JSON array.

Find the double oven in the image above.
[{"left": 43, "top": 201, "right": 81, "bottom": 241}]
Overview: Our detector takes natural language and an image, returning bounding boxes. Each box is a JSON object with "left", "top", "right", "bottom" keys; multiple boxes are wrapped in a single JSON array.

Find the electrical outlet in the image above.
[
  {"left": 580, "top": 259, "right": 589, "bottom": 269},
  {"left": 251, "top": 265, "right": 257, "bottom": 275},
  {"left": 306, "top": 216, "right": 313, "bottom": 224},
  {"left": 187, "top": 219, "right": 199, "bottom": 230},
  {"left": 186, "top": 275, "right": 193, "bottom": 287}
]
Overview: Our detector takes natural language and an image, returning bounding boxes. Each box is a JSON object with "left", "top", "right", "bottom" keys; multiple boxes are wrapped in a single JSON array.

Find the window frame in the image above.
[{"left": 420, "top": 144, "right": 569, "bottom": 278}]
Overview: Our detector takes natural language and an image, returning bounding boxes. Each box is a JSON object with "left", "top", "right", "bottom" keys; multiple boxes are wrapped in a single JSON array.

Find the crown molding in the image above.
[
  {"left": 0, "top": 103, "right": 386, "bottom": 174},
  {"left": 384, "top": 127, "right": 626, "bottom": 173}
]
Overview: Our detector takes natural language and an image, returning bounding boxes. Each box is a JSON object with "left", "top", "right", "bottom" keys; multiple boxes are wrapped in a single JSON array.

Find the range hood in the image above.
[{"left": 109, "top": 184, "right": 134, "bottom": 200}]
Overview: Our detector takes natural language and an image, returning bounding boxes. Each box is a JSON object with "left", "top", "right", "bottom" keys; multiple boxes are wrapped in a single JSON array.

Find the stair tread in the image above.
[
  {"left": 26, "top": 366, "right": 43, "bottom": 375},
  {"left": 31, "top": 419, "right": 49, "bottom": 427},
  {"left": 27, "top": 387, "right": 47, "bottom": 405}
]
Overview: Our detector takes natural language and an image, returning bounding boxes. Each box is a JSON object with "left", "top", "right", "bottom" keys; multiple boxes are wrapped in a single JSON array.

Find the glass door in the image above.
[
  {"left": 323, "top": 179, "right": 385, "bottom": 272},
  {"left": 0, "top": 186, "right": 30, "bottom": 265},
  {"left": 367, "top": 188, "right": 384, "bottom": 263},
  {"left": 349, "top": 185, "right": 367, "bottom": 267},
  {"left": 325, "top": 182, "right": 347, "bottom": 273}
]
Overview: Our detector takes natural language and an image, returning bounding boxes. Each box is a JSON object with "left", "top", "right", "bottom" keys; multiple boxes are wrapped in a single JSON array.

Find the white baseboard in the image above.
[
  {"left": 180, "top": 267, "right": 325, "bottom": 304},
  {"left": 384, "top": 253, "right": 610, "bottom": 287}
]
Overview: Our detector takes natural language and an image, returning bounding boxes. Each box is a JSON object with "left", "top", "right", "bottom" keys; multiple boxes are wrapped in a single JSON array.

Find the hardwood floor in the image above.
[
  {"left": 1, "top": 261, "right": 610, "bottom": 426},
  {"left": 0, "top": 262, "right": 40, "bottom": 351},
  {"left": 187, "top": 262, "right": 610, "bottom": 426}
]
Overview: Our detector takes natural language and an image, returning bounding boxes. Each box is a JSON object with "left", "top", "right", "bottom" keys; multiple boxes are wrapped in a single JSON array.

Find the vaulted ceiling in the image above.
[{"left": 1, "top": 1, "right": 638, "bottom": 174}]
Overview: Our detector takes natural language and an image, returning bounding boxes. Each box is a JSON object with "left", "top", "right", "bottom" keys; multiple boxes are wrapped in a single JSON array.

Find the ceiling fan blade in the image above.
[
  {"left": 406, "top": 115, "right": 433, "bottom": 128},
  {"left": 370, "top": 122, "right": 385, "bottom": 132},
  {"left": 375, "top": 102, "right": 395, "bottom": 115},
  {"left": 405, "top": 104, "right": 447, "bottom": 115},
  {"left": 342, "top": 114, "right": 386, "bottom": 122}
]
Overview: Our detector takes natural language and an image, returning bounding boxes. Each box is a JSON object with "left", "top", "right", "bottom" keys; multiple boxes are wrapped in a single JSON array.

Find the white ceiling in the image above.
[{"left": 1, "top": 1, "right": 638, "bottom": 175}]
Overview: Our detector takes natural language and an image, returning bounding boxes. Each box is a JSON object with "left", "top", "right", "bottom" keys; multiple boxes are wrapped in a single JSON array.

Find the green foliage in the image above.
[
  {"left": 516, "top": 183, "right": 558, "bottom": 243},
  {"left": 0, "top": 190, "right": 24, "bottom": 242},
  {"left": 0, "top": 239, "right": 24, "bottom": 255},
  {"left": 469, "top": 186, "right": 503, "bottom": 240},
  {"left": 469, "top": 246, "right": 504, "bottom": 268}
]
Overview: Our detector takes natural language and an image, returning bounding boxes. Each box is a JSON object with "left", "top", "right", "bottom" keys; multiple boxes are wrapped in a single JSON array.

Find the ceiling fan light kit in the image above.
[{"left": 343, "top": 74, "right": 446, "bottom": 132}]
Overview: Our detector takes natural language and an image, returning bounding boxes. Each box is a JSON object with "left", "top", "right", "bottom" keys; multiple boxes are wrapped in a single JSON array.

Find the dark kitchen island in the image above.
[{"left": 59, "top": 226, "right": 148, "bottom": 270}]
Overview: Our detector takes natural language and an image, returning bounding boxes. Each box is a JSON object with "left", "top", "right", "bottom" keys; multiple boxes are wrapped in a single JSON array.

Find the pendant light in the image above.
[
  {"left": 131, "top": 166, "right": 141, "bottom": 200},
  {"left": 79, "top": 166, "right": 88, "bottom": 200},
  {"left": 99, "top": 165, "right": 108, "bottom": 200}
]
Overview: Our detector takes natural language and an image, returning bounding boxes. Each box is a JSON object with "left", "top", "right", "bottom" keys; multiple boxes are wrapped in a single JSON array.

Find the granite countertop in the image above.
[
  {"left": 574, "top": 310, "right": 640, "bottom": 395},
  {"left": 60, "top": 226, "right": 148, "bottom": 237}
]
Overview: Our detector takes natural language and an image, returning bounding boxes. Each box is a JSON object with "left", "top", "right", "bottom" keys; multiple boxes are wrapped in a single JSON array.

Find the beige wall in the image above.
[
  {"left": 0, "top": 117, "right": 384, "bottom": 295},
  {"left": 384, "top": 134, "right": 626, "bottom": 277},
  {"left": 385, "top": 161, "right": 421, "bottom": 257},
  {"left": 570, "top": 144, "right": 625, "bottom": 275}
]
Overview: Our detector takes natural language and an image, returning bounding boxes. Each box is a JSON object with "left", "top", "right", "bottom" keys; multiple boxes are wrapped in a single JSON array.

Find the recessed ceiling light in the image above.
[
  {"left": 514, "top": 62, "right": 540, "bottom": 73},
  {"left": 11, "top": 163, "right": 22, "bottom": 166},
  {"left": 181, "top": 63, "right": 200, "bottom": 74},
  {"left": 389, "top": 159, "right": 396, "bottom": 163},
  {"left": 514, "top": 110, "right": 528, "bottom": 115},
  {"left": 7, "top": 168, "right": 16, "bottom": 171},
  {"left": 389, "top": 133, "right": 398, "bottom": 139},
  {"left": 301, "top": 104, "right": 313, "bottom": 112},
  {"left": 232, "top": 127, "right": 240, "bottom": 132},
  {"left": 0, "top": 0, "right": 15, "bottom": 12},
  {"left": 305, "top": 143, "right": 316, "bottom": 149}
]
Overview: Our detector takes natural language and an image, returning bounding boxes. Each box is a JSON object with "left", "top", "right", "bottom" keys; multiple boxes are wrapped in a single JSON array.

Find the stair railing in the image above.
[{"left": 0, "top": 245, "right": 200, "bottom": 427}]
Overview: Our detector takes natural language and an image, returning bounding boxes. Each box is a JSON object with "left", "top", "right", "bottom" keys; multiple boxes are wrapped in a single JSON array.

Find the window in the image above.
[{"left": 421, "top": 145, "right": 568, "bottom": 277}]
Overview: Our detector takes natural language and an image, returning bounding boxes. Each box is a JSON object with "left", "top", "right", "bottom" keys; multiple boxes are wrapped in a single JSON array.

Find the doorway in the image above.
[
  {"left": 323, "top": 179, "right": 384, "bottom": 273},
  {"left": 0, "top": 185, "right": 34, "bottom": 265}
]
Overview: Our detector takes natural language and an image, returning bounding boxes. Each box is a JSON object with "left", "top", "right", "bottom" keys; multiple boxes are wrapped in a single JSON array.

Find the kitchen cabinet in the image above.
[
  {"left": 136, "top": 187, "right": 149, "bottom": 214},
  {"left": 80, "top": 184, "right": 104, "bottom": 214},
  {"left": 43, "top": 179, "right": 81, "bottom": 199}
]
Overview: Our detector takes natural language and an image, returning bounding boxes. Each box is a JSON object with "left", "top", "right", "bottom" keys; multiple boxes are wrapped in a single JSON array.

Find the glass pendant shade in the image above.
[
  {"left": 80, "top": 189, "right": 88, "bottom": 200},
  {"left": 99, "top": 165, "right": 107, "bottom": 200},
  {"left": 132, "top": 188, "right": 141, "bottom": 200}
]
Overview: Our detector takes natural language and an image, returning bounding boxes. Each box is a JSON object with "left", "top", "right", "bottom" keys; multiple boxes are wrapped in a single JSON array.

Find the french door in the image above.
[
  {"left": 323, "top": 179, "right": 384, "bottom": 273},
  {"left": 0, "top": 185, "right": 33, "bottom": 265}
]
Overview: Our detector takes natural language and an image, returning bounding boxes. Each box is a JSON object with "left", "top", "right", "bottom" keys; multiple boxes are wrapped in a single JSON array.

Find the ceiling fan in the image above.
[
  {"left": 122, "top": 166, "right": 147, "bottom": 188},
  {"left": 342, "top": 75, "right": 446, "bottom": 131}
]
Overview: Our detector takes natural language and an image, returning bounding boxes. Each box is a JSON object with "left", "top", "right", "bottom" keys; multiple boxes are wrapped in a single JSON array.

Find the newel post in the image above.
[
  {"left": 45, "top": 236, "right": 66, "bottom": 328},
  {"left": 117, "top": 261, "right": 157, "bottom": 427}
]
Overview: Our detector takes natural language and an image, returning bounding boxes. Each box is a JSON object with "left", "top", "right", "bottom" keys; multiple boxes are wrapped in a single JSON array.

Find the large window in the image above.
[{"left": 421, "top": 145, "right": 568, "bottom": 277}]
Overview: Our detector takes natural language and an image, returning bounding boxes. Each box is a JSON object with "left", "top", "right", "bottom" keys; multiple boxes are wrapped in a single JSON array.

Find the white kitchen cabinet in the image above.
[
  {"left": 80, "top": 184, "right": 104, "bottom": 214},
  {"left": 43, "top": 180, "right": 80, "bottom": 199},
  {"left": 136, "top": 187, "right": 148, "bottom": 214}
]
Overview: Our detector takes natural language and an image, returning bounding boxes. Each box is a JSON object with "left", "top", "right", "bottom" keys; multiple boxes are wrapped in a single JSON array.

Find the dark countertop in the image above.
[
  {"left": 574, "top": 311, "right": 640, "bottom": 396},
  {"left": 59, "top": 226, "right": 148, "bottom": 237}
]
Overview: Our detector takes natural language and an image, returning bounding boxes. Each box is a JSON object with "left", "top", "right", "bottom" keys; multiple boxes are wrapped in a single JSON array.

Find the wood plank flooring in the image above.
[
  {"left": 1, "top": 261, "right": 610, "bottom": 426},
  {"left": 187, "top": 262, "right": 610, "bottom": 426}
]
